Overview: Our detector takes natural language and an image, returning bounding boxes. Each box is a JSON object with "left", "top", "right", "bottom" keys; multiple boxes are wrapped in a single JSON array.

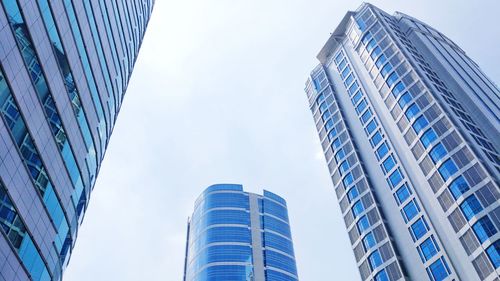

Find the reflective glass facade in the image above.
[
  {"left": 183, "top": 184, "right": 298, "bottom": 281},
  {"left": 305, "top": 3, "right": 499, "bottom": 281},
  {"left": 0, "top": 0, "right": 154, "bottom": 280}
]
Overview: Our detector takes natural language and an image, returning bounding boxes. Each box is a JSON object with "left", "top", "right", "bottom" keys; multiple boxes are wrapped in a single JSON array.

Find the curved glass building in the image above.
[
  {"left": 0, "top": 0, "right": 154, "bottom": 280},
  {"left": 183, "top": 184, "right": 299, "bottom": 281},
  {"left": 305, "top": 3, "right": 499, "bottom": 281}
]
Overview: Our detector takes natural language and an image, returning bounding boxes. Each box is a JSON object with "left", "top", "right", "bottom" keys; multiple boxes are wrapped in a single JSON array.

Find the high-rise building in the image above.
[
  {"left": 183, "top": 184, "right": 298, "bottom": 281},
  {"left": 305, "top": 3, "right": 499, "bottom": 281},
  {"left": 0, "top": 0, "right": 153, "bottom": 280}
]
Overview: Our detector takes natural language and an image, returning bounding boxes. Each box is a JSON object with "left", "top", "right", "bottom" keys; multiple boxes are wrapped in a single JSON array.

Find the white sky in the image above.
[{"left": 64, "top": 0, "right": 500, "bottom": 280}]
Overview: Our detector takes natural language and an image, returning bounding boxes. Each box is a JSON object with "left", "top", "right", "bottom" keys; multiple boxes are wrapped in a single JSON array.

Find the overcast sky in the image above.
[{"left": 64, "top": 0, "right": 500, "bottom": 280}]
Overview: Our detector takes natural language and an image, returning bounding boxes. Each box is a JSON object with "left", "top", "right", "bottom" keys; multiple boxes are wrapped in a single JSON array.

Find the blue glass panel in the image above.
[
  {"left": 386, "top": 72, "right": 399, "bottom": 87},
  {"left": 398, "top": 92, "right": 412, "bottom": 108},
  {"left": 405, "top": 104, "right": 420, "bottom": 120},
  {"left": 265, "top": 250, "right": 297, "bottom": 275},
  {"left": 376, "top": 142, "right": 389, "bottom": 160},
  {"left": 430, "top": 143, "right": 447, "bottom": 163},
  {"left": 375, "top": 54, "right": 387, "bottom": 69},
  {"left": 375, "top": 269, "right": 389, "bottom": 281},
  {"left": 357, "top": 216, "right": 370, "bottom": 233},
  {"left": 486, "top": 240, "right": 500, "bottom": 268},
  {"left": 266, "top": 269, "right": 298, "bottom": 281},
  {"left": 410, "top": 217, "right": 428, "bottom": 241},
  {"left": 366, "top": 119, "right": 378, "bottom": 135},
  {"left": 412, "top": 116, "right": 429, "bottom": 134},
  {"left": 263, "top": 232, "right": 295, "bottom": 256},
  {"left": 360, "top": 109, "right": 372, "bottom": 124},
  {"left": 352, "top": 201, "right": 365, "bottom": 218},
  {"left": 460, "top": 195, "right": 483, "bottom": 220},
  {"left": 380, "top": 63, "right": 393, "bottom": 78},
  {"left": 395, "top": 184, "right": 411, "bottom": 205},
  {"left": 473, "top": 216, "right": 497, "bottom": 243},
  {"left": 418, "top": 236, "right": 439, "bottom": 262},
  {"left": 263, "top": 215, "right": 291, "bottom": 237},
  {"left": 343, "top": 173, "right": 354, "bottom": 187},
  {"left": 402, "top": 200, "right": 420, "bottom": 222},
  {"left": 370, "top": 46, "right": 382, "bottom": 60},
  {"left": 263, "top": 199, "right": 289, "bottom": 222},
  {"left": 370, "top": 131, "right": 382, "bottom": 147},
  {"left": 363, "top": 232, "right": 376, "bottom": 250},
  {"left": 438, "top": 159, "right": 458, "bottom": 181},
  {"left": 392, "top": 82, "right": 405, "bottom": 97},
  {"left": 347, "top": 186, "right": 359, "bottom": 202},
  {"left": 427, "top": 258, "right": 450, "bottom": 281},
  {"left": 369, "top": 250, "right": 383, "bottom": 270},
  {"left": 382, "top": 155, "right": 396, "bottom": 173},
  {"left": 421, "top": 128, "right": 438, "bottom": 148},
  {"left": 449, "top": 176, "right": 469, "bottom": 199},
  {"left": 352, "top": 90, "right": 362, "bottom": 105},
  {"left": 388, "top": 169, "right": 403, "bottom": 189}
]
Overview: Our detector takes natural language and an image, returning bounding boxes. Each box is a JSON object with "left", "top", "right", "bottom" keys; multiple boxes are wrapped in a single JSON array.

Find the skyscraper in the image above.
[
  {"left": 183, "top": 184, "right": 298, "bottom": 281},
  {"left": 0, "top": 0, "right": 153, "bottom": 280},
  {"left": 305, "top": 3, "right": 499, "bottom": 281}
]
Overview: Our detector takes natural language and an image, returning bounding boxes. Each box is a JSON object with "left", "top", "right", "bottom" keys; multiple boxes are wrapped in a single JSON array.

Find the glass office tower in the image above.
[
  {"left": 305, "top": 3, "right": 499, "bottom": 281},
  {"left": 0, "top": 0, "right": 153, "bottom": 280},
  {"left": 183, "top": 184, "right": 298, "bottom": 281}
]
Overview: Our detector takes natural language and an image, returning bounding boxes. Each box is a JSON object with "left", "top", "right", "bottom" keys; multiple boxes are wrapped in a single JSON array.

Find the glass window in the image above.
[
  {"left": 344, "top": 73, "right": 354, "bottom": 86},
  {"left": 363, "top": 232, "right": 376, "bottom": 250},
  {"left": 375, "top": 269, "right": 389, "bottom": 281},
  {"left": 319, "top": 102, "right": 328, "bottom": 113},
  {"left": 418, "top": 236, "right": 440, "bottom": 262},
  {"left": 349, "top": 81, "right": 359, "bottom": 95},
  {"left": 395, "top": 184, "right": 411, "bottom": 205},
  {"left": 410, "top": 217, "right": 429, "bottom": 241},
  {"left": 360, "top": 109, "right": 372, "bottom": 124},
  {"left": 369, "top": 250, "right": 383, "bottom": 270},
  {"left": 370, "top": 131, "right": 383, "bottom": 147},
  {"left": 332, "top": 138, "right": 342, "bottom": 149},
  {"left": 347, "top": 186, "right": 359, "bottom": 202},
  {"left": 366, "top": 39, "right": 377, "bottom": 52},
  {"left": 386, "top": 72, "right": 399, "bottom": 87},
  {"left": 376, "top": 142, "right": 389, "bottom": 160},
  {"left": 421, "top": 128, "right": 438, "bottom": 148},
  {"left": 472, "top": 216, "right": 497, "bottom": 243},
  {"left": 339, "top": 161, "right": 350, "bottom": 175},
  {"left": 343, "top": 173, "right": 354, "bottom": 186},
  {"left": 412, "top": 116, "right": 429, "bottom": 134},
  {"left": 486, "top": 240, "right": 500, "bottom": 269},
  {"left": 398, "top": 92, "right": 412, "bottom": 108},
  {"left": 382, "top": 155, "right": 396, "bottom": 173},
  {"left": 328, "top": 128, "right": 338, "bottom": 141},
  {"left": 357, "top": 216, "right": 370, "bottom": 233},
  {"left": 460, "top": 195, "right": 483, "bottom": 220},
  {"left": 325, "top": 119, "right": 334, "bottom": 131},
  {"left": 366, "top": 119, "right": 378, "bottom": 135},
  {"left": 405, "top": 103, "right": 420, "bottom": 120},
  {"left": 371, "top": 46, "right": 382, "bottom": 60},
  {"left": 338, "top": 59, "right": 347, "bottom": 71},
  {"left": 449, "top": 176, "right": 469, "bottom": 199},
  {"left": 322, "top": 110, "right": 331, "bottom": 121},
  {"left": 361, "top": 32, "right": 372, "bottom": 45},
  {"left": 392, "top": 81, "right": 406, "bottom": 97},
  {"left": 341, "top": 66, "right": 351, "bottom": 79},
  {"left": 380, "top": 63, "right": 393, "bottom": 77},
  {"left": 352, "top": 90, "right": 362, "bottom": 105},
  {"left": 375, "top": 54, "right": 387, "bottom": 69},
  {"left": 335, "top": 52, "right": 344, "bottom": 64},
  {"left": 335, "top": 148, "right": 346, "bottom": 162},
  {"left": 356, "top": 99, "right": 368, "bottom": 114},
  {"left": 352, "top": 201, "right": 365, "bottom": 217},
  {"left": 427, "top": 258, "right": 450, "bottom": 281},
  {"left": 402, "top": 199, "right": 420, "bottom": 222},
  {"left": 430, "top": 143, "right": 447, "bottom": 163},
  {"left": 316, "top": 93, "right": 325, "bottom": 104},
  {"left": 356, "top": 18, "right": 367, "bottom": 31},
  {"left": 438, "top": 159, "right": 458, "bottom": 181},
  {"left": 388, "top": 169, "right": 403, "bottom": 188}
]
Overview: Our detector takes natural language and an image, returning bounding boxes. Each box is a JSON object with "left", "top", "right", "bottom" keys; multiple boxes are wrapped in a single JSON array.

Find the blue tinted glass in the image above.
[
  {"left": 369, "top": 250, "right": 383, "bottom": 270},
  {"left": 412, "top": 116, "right": 429, "bottom": 134},
  {"left": 398, "top": 92, "right": 412, "bottom": 108},
  {"left": 376, "top": 142, "right": 389, "bottom": 160},
  {"left": 430, "top": 143, "right": 447, "bottom": 163},
  {"left": 339, "top": 161, "right": 350, "bottom": 174},
  {"left": 347, "top": 186, "right": 359, "bottom": 202},
  {"left": 322, "top": 111, "right": 331, "bottom": 121},
  {"left": 328, "top": 128, "right": 338, "bottom": 141},
  {"left": 263, "top": 232, "right": 295, "bottom": 256},
  {"left": 341, "top": 66, "right": 351, "bottom": 79},
  {"left": 460, "top": 195, "right": 483, "bottom": 220},
  {"left": 352, "top": 201, "right": 365, "bottom": 217},
  {"left": 421, "top": 129, "right": 438, "bottom": 148},
  {"left": 419, "top": 236, "right": 439, "bottom": 262},
  {"left": 263, "top": 215, "right": 291, "bottom": 237},
  {"left": 343, "top": 173, "right": 354, "bottom": 186},
  {"left": 449, "top": 176, "right": 469, "bottom": 199},
  {"left": 332, "top": 138, "right": 342, "bottom": 149},
  {"left": 325, "top": 120, "right": 334, "bottom": 131},
  {"left": 349, "top": 81, "right": 359, "bottom": 95},
  {"left": 381, "top": 63, "right": 393, "bottom": 77},
  {"left": 386, "top": 72, "right": 399, "bottom": 87},
  {"left": 319, "top": 102, "right": 328, "bottom": 113},
  {"left": 335, "top": 52, "right": 344, "bottom": 64},
  {"left": 345, "top": 73, "right": 354, "bottom": 86},
  {"left": 266, "top": 269, "right": 298, "bottom": 281},
  {"left": 438, "top": 159, "right": 458, "bottom": 181},
  {"left": 317, "top": 93, "right": 325, "bottom": 104},
  {"left": 395, "top": 184, "right": 411, "bottom": 205},
  {"left": 363, "top": 232, "right": 376, "bottom": 250},
  {"left": 361, "top": 109, "right": 372, "bottom": 123},
  {"left": 405, "top": 104, "right": 420, "bottom": 120},
  {"left": 335, "top": 148, "right": 346, "bottom": 162},
  {"left": 352, "top": 90, "right": 362, "bottom": 105},
  {"left": 361, "top": 32, "right": 372, "bottom": 45},
  {"left": 486, "top": 240, "right": 500, "bottom": 268},
  {"left": 403, "top": 200, "right": 420, "bottom": 222},
  {"left": 338, "top": 59, "right": 347, "bottom": 71},
  {"left": 427, "top": 258, "right": 450, "bottom": 281},
  {"left": 357, "top": 216, "right": 370, "bottom": 233},
  {"left": 366, "top": 119, "right": 378, "bottom": 135},
  {"left": 382, "top": 155, "right": 396, "bottom": 173},
  {"left": 367, "top": 39, "right": 376, "bottom": 52},
  {"left": 392, "top": 82, "right": 406, "bottom": 97},
  {"left": 371, "top": 46, "right": 382, "bottom": 60},
  {"left": 375, "top": 269, "right": 389, "bottom": 281},
  {"left": 265, "top": 250, "right": 297, "bottom": 276},
  {"left": 388, "top": 169, "right": 403, "bottom": 188},
  {"left": 472, "top": 216, "right": 497, "bottom": 243},
  {"left": 411, "top": 217, "right": 428, "bottom": 241},
  {"left": 356, "top": 99, "right": 367, "bottom": 114},
  {"left": 263, "top": 199, "right": 289, "bottom": 221},
  {"left": 371, "top": 131, "right": 383, "bottom": 147},
  {"left": 375, "top": 54, "right": 387, "bottom": 69}
]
